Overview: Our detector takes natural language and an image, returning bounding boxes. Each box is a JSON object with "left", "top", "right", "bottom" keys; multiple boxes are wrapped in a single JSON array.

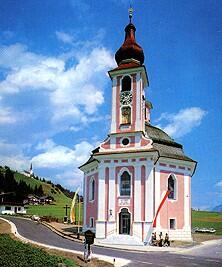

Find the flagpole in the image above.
[
  {"left": 78, "top": 182, "right": 82, "bottom": 235},
  {"left": 70, "top": 187, "right": 80, "bottom": 224}
]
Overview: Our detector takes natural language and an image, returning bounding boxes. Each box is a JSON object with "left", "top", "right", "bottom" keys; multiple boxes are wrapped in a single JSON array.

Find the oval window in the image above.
[{"left": 122, "top": 138, "right": 130, "bottom": 146}]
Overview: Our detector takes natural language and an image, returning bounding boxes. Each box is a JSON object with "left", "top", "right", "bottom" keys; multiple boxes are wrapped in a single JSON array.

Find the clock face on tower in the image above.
[{"left": 120, "top": 91, "right": 132, "bottom": 105}]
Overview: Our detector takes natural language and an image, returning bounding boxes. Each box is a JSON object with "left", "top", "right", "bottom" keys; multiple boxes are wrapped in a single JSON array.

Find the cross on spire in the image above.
[{"left": 128, "top": 6, "right": 133, "bottom": 23}]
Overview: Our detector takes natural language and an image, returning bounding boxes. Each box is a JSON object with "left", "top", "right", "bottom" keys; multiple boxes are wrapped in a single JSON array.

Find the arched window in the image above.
[
  {"left": 120, "top": 171, "right": 131, "bottom": 196},
  {"left": 121, "top": 76, "right": 131, "bottom": 92},
  {"left": 121, "top": 106, "right": 131, "bottom": 124},
  {"left": 89, "top": 178, "right": 95, "bottom": 201},
  {"left": 168, "top": 175, "right": 176, "bottom": 200}
]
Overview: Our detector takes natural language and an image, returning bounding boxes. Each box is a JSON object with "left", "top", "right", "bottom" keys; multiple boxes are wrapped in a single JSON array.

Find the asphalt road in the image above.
[{"left": 3, "top": 216, "right": 222, "bottom": 267}]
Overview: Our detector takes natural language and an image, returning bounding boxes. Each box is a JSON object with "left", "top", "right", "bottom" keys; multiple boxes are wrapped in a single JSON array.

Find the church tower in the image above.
[{"left": 80, "top": 9, "right": 196, "bottom": 244}]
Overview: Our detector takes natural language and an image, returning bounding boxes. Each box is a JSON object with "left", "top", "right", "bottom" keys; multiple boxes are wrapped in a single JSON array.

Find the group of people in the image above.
[{"left": 150, "top": 232, "right": 170, "bottom": 247}]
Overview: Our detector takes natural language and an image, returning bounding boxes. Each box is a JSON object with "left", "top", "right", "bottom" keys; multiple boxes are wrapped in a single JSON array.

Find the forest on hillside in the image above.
[{"left": 0, "top": 166, "right": 44, "bottom": 203}]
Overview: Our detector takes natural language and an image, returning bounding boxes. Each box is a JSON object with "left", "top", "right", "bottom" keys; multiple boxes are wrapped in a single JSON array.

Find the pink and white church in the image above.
[{"left": 79, "top": 13, "right": 197, "bottom": 243}]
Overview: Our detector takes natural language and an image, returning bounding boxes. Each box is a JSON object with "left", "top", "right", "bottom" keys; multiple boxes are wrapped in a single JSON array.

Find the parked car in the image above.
[{"left": 31, "top": 215, "right": 41, "bottom": 222}]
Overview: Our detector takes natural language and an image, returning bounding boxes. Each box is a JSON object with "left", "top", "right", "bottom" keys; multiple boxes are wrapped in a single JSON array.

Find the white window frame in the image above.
[
  {"left": 120, "top": 105, "right": 132, "bottom": 125},
  {"left": 118, "top": 168, "right": 132, "bottom": 197},
  {"left": 169, "top": 218, "right": 176, "bottom": 230},
  {"left": 167, "top": 174, "right": 177, "bottom": 201},
  {"left": 121, "top": 75, "right": 132, "bottom": 92}
]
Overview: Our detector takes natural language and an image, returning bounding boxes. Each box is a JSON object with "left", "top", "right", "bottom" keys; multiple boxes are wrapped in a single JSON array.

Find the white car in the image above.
[{"left": 31, "top": 215, "right": 41, "bottom": 222}]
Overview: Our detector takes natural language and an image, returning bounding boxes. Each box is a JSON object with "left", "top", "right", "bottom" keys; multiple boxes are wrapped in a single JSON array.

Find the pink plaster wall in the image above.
[
  {"left": 132, "top": 74, "right": 137, "bottom": 131},
  {"left": 101, "top": 139, "right": 110, "bottom": 149},
  {"left": 159, "top": 171, "right": 185, "bottom": 229},
  {"left": 85, "top": 172, "right": 98, "bottom": 227},
  {"left": 141, "top": 137, "right": 151, "bottom": 147}
]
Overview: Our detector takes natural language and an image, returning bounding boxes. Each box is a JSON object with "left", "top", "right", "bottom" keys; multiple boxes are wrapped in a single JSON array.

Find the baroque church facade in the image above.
[{"left": 80, "top": 13, "right": 196, "bottom": 243}]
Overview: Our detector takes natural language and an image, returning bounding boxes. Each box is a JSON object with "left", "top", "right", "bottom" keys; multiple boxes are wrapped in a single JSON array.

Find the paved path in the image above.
[
  {"left": 3, "top": 216, "right": 222, "bottom": 267},
  {"left": 181, "top": 239, "right": 222, "bottom": 259}
]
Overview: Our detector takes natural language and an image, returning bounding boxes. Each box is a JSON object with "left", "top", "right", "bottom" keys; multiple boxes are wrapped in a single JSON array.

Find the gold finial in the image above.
[{"left": 128, "top": 6, "right": 133, "bottom": 23}]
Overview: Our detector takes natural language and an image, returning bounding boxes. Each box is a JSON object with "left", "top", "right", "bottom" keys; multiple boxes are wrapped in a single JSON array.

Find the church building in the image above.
[{"left": 79, "top": 10, "right": 197, "bottom": 243}]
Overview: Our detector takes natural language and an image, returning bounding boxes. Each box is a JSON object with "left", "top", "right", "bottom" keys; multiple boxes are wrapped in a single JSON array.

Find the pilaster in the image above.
[
  {"left": 145, "top": 160, "right": 154, "bottom": 222},
  {"left": 83, "top": 173, "right": 87, "bottom": 227},
  {"left": 184, "top": 175, "right": 191, "bottom": 229},
  {"left": 135, "top": 73, "right": 141, "bottom": 131},
  {"left": 111, "top": 78, "right": 117, "bottom": 133},
  {"left": 154, "top": 168, "right": 161, "bottom": 228},
  {"left": 134, "top": 161, "right": 141, "bottom": 221},
  {"left": 109, "top": 164, "right": 116, "bottom": 222},
  {"left": 97, "top": 164, "right": 106, "bottom": 221}
]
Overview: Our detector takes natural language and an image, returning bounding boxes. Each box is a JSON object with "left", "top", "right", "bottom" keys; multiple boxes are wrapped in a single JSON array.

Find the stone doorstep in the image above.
[{"left": 42, "top": 222, "right": 181, "bottom": 252}]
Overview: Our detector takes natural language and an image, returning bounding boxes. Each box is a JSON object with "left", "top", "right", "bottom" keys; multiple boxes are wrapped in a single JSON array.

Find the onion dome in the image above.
[{"left": 115, "top": 22, "right": 144, "bottom": 66}]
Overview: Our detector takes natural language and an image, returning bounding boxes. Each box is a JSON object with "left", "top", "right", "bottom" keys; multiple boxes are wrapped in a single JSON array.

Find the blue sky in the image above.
[{"left": 0, "top": 0, "right": 221, "bottom": 210}]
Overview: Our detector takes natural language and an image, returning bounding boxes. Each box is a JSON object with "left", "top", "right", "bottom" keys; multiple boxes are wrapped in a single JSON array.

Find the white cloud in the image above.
[
  {"left": 32, "top": 139, "right": 93, "bottom": 169},
  {"left": 33, "top": 139, "right": 95, "bottom": 190},
  {"left": 156, "top": 107, "right": 207, "bottom": 138},
  {"left": 0, "top": 36, "right": 113, "bottom": 189},
  {"left": 0, "top": 138, "right": 93, "bottom": 190},
  {"left": 0, "top": 98, "right": 35, "bottom": 125},
  {"left": 0, "top": 140, "right": 30, "bottom": 170},
  {"left": 55, "top": 170, "right": 83, "bottom": 189},
  {"left": 56, "top": 31, "right": 74, "bottom": 44},
  {"left": 0, "top": 43, "right": 44, "bottom": 70},
  {"left": 0, "top": 106, "right": 17, "bottom": 124},
  {"left": 35, "top": 139, "right": 55, "bottom": 151},
  {"left": 216, "top": 180, "right": 222, "bottom": 189},
  {"left": 0, "top": 43, "right": 115, "bottom": 124}
]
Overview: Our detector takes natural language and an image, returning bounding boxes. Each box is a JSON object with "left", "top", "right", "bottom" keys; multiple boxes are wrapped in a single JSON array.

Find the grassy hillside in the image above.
[
  {"left": 192, "top": 210, "right": 222, "bottom": 235},
  {"left": 14, "top": 172, "right": 70, "bottom": 203},
  {"left": 13, "top": 172, "right": 78, "bottom": 222}
]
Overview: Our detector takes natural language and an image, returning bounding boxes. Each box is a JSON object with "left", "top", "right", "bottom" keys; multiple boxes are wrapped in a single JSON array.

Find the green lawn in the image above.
[
  {"left": 0, "top": 234, "right": 76, "bottom": 267},
  {"left": 192, "top": 210, "right": 222, "bottom": 235},
  {"left": 26, "top": 203, "right": 83, "bottom": 223},
  {"left": 14, "top": 172, "right": 83, "bottom": 222}
]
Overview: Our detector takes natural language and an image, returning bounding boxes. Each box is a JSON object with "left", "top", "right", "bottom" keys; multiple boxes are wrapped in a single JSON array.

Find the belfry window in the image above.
[
  {"left": 120, "top": 171, "right": 131, "bottom": 196},
  {"left": 89, "top": 177, "right": 95, "bottom": 201},
  {"left": 121, "top": 76, "right": 131, "bottom": 92},
  {"left": 168, "top": 175, "right": 176, "bottom": 200},
  {"left": 121, "top": 106, "right": 131, "bottom": 124}
]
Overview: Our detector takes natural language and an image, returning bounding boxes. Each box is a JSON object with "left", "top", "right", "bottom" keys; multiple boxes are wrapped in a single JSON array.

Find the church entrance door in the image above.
[{"left": 119, "top": 208, "right": 130, "bottom": 235}]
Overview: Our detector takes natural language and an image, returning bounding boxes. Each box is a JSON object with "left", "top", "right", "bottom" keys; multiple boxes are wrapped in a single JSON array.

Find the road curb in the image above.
[
  {"left": 41, "top": 221, "right": 83, "bottom": 243},
  {"left": 0, "top": 217, "right": 129, "bottom": 267}
]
